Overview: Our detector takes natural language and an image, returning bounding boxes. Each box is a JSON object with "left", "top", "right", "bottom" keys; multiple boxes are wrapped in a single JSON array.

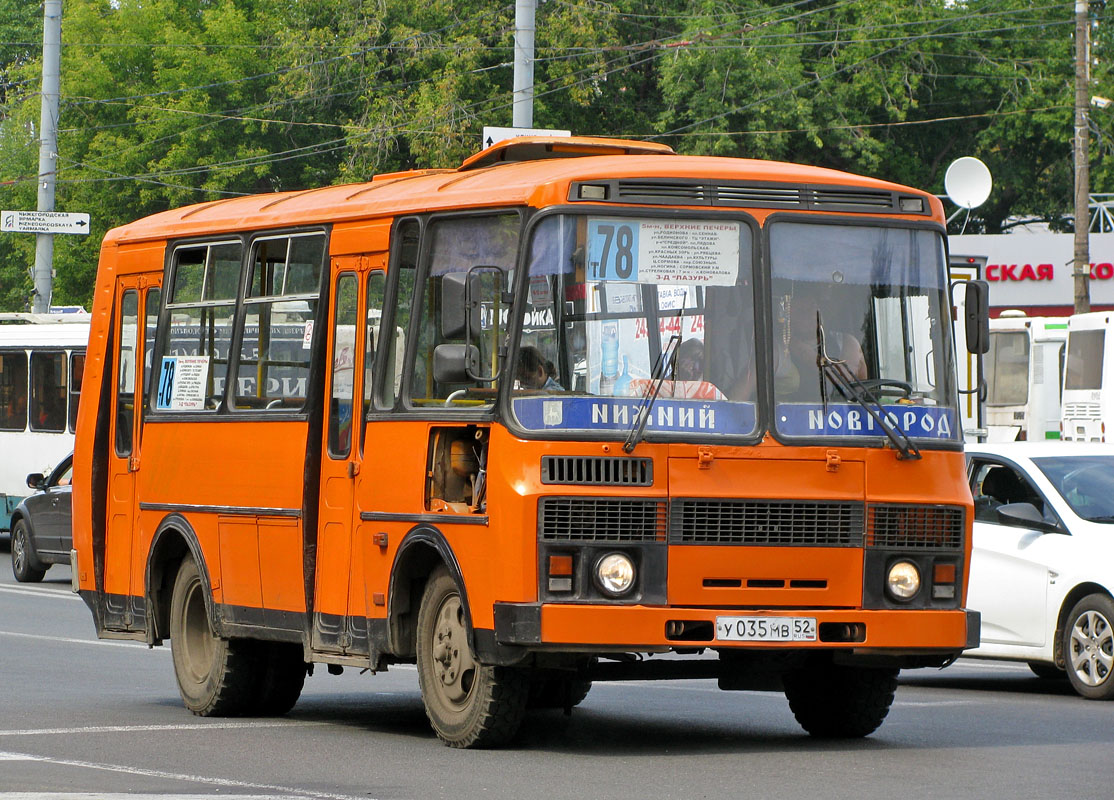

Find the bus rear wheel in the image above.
[
  {"left": 527, "top": 675, "right": 593, "bottom": 710},
  {"left": 251, "top": 641, "right": 307, "bottom": 716},
  {"left": 169, "top": 557, "right": 256, "bottom": 716},
  {"left": 415, "top": 567, "right": 529, "bottom": 748},
  {"left": 782, "top": 662, "right": 898, "bottom": 738}
]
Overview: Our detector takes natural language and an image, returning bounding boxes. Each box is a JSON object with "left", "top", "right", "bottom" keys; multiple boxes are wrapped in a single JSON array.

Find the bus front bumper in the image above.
[{"left": 492, "top": 603, "right": 979, "bottom": 656}]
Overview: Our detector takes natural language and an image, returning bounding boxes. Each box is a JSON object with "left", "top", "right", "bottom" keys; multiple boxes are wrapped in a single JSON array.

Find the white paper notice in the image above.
[{"left": 155, "top": 355, "right": 210, "bottom": 411}]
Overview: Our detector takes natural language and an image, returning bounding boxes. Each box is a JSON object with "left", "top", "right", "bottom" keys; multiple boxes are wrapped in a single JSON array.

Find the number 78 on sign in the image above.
[{"left": 588, "top": 219, "right": 639, "bottom": 281}]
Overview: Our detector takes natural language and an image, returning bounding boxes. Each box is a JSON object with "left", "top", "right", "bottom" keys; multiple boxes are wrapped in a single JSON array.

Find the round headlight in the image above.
[
  {"left": 595, "top": 553, "right": 636, "bottom": 597},
  {"left": 886, "top": 560, "right": 921, "bottom": 601}
]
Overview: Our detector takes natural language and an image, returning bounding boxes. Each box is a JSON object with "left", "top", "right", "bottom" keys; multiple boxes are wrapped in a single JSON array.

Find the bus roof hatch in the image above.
[{"left": 458, "top": 136, "right": 676, "bottom": 172}]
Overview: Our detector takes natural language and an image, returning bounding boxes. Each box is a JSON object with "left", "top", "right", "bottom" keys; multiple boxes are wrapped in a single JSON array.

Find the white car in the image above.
[{"left": 966, "top": 442, "right": 1114, "bottom": 699}]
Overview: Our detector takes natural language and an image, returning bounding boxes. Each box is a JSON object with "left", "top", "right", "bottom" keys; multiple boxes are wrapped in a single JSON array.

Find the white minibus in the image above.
[{"left": 0, "top": 313, "right": 90, "bottom": 531}]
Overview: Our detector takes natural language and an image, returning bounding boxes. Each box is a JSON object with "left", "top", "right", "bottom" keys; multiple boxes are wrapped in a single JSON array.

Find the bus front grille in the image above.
[
  {"left": 866, "top": 504, "right": 965, "bottom": 550},
  {"left": 539, "top": 497, "right": 667, "bottom": 542},
  {"left": 1063, "top": 402, "right": 1101, "bottom": 419},
  {"left": 668, "top": 499, "right": 865, "bottom": 546}
]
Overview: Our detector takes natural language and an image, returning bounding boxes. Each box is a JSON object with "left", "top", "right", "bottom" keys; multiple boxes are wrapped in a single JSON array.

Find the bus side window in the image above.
[
  {"left": 235, "top": 233, "right": 324, "bottom": 411},
  {"left": 407, "top": 214, "right": 518, "bottom": 408},
  {"left": 68, "top": 352, "right": 85, "bottom": 434},
  {"left": 159, "top": 242, "right": 240, "bottom": 413},
  {"left": 30, "top": 351, "right": 67, "bottom": 433},
  {"left": 115, "top": 290, "right": 139, "bottom": 454},
  {"left": 377, "top": 220, "right": 419, "bottom": 410},
  {"left": 363, "top": 270, "right": 387, "bottom": 449},
  {"left": 142, "top": 287, "right": 161, "bottom": 414},
  {"left": 1, "top": 351, "right": 28, "bottom": 431},
  {"left": 328, "top": 273, "right": 358, "bottom": 458}
]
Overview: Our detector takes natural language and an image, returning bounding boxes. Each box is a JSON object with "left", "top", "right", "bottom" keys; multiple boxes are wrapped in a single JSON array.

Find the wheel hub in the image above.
[
  {"left": 431, "top": 596, "right": 477, "bottom": 706},
  {"left": 1070, "top": 610, "right": 1113, "bottom": 687}
]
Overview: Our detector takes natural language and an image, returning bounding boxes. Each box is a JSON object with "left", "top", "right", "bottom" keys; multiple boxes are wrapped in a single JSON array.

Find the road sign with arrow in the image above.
[
  {"left": 481, "top": 126, "right": 571, "bottom": 150},
  {"left": 2, "top": 210, "right": 91, "bottom": 235}
]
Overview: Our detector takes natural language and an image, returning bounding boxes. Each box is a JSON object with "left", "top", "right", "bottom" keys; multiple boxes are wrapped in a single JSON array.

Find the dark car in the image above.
[{"left": 10, "top": 453, "right": 73, "bottom": 582}]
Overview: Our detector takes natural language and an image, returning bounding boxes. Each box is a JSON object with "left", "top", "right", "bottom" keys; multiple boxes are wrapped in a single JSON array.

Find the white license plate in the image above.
[{"left": 716, "top": 616, "right": 817, "bottom": 642}]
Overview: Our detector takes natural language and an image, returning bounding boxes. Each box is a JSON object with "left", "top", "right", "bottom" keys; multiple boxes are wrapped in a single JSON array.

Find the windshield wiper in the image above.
[
  {"left": 815, "top": 311, "right": 921, "bottom": 461},
  {"left": 623, "top": 334, "right": 681, "bottom": 454}
]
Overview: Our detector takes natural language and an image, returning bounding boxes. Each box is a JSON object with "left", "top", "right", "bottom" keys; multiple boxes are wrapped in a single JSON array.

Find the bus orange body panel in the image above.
[{"left": 72, "top": 136, "right": 979, "bottom": 746}]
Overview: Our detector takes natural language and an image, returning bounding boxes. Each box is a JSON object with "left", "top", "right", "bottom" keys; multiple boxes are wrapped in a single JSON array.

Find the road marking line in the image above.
[
  {"left": 0, "top": 585, "right": 81, "bottom": 601},
  {"left": 0, "top": 753, "right": 377, "bottom": 800},
  {"left": 953, "top": 660, "right": 1036, "bottom": 672},
  {"left": 0, "top": 796, "right": 276, "bottom": 800},
  {"left": 0, "top": 721, "right": 326, "bottom": 737},
  {"left": 0, "top": 630, "right": 161, "bottom": 650}
]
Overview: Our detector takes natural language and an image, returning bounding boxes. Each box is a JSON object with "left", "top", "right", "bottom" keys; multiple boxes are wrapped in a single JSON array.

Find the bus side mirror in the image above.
[
  {"left": 964, "top": 280, "right": 990, "bottom": 355},
  {"left": 433, "top": 344, "right": 481, "bottom": 384},
  {"left": 440, "top": 268, "right": 508, "bottom": 341},
  {"left": 440, "top": 273, "right": 476, "bottom": 340}
]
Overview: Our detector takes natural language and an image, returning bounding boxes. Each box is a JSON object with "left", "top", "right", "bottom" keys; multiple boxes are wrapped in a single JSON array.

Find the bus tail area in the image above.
[
  {"left": 1, "top": 313, "right": 89, "bottom": 531},
  {"left": 1062, "top": 311, "right": 1114, "bottom": 441},
  {"left": 984, "top": 313, "right": 1067, "bottom": 442},
  {"left": 72, "top": 136, "right": 981, "bottom": 748}
]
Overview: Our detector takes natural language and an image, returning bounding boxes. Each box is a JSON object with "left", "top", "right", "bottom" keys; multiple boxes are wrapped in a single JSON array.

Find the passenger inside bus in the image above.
[
  {"left": 516, "top": 345, "right": 561, "bottom": 391},
  {"left": 31, "top": 364, "right": 66, "bottom": 432},
  {"left": 4, "top": 391, "right": 26, "bottom": 430},
  {"left": 774, "top": 282, "right": 868, "bottom": 402},
  {"left": 626, "top": 337, "right": 725, "bottom": 400}
]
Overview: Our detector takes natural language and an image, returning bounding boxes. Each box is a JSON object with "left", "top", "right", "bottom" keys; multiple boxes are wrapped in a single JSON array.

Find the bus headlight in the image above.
[
  {"left": 595, "top": 553, "right": 636, "bottom": 597},
  {"left": 886, "top": 561, "right": 921, "bottom": 601}
]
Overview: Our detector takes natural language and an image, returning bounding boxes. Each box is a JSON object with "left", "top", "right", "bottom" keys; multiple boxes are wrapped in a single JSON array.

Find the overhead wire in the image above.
[{"left": 3, "top": 0, "right": 1086, "bottom": 193}]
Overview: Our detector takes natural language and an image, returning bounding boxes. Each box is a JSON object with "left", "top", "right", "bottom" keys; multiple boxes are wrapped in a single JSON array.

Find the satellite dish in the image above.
[{"left": 945, "top": 157, "right": 992, "bottom": 209}]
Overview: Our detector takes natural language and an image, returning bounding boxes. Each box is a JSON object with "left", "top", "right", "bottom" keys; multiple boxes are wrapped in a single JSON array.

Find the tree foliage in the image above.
[{"left": 0, "top": 0, "right": 1111, "bottom": 309}]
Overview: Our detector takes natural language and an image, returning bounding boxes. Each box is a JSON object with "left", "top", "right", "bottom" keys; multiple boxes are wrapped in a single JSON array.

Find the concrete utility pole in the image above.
[
  {"left": 1074, "top": 0, "right": 1092, "bottom": 314},
  {"left": 32, "top": 0, "right": 62, "bottom": 314},
  {"left": 513, "top": 0, "right": 536, "bottom": 127}
]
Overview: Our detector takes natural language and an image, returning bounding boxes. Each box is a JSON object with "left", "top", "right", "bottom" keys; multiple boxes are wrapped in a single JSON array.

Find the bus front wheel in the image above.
[
  {"left": 169, "top": 557, "right": 256, "bottom": 716},
  {"left": 782, "top": 662, "right": 898, "bottom": 738},
  {"left": 415, "top": 567, "right": 529, "bottom": 748}
]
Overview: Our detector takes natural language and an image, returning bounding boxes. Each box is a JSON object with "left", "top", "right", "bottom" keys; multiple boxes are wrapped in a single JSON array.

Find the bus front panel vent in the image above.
[{"left": 541, "top": 456, "right": 653, "bottom": 486}]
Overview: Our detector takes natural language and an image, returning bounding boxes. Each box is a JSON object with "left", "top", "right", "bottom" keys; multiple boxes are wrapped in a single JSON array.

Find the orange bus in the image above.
[{"left": 73, "top": 136, "right": 985, "bottom": 747}]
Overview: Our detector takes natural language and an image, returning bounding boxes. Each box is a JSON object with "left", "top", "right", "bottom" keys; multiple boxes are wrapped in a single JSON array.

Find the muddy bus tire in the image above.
[
  {"left": 169, "top": 557, "right": 256, "bottom": 716},
  {"left": 527, "top": 676, "right": 593, "bottom": 710},
  {"left": 11, "top": 520, "right": 46, "bottom": 583},
  {"left": 251, "top": 641, "right": 308, "bottom": 716},
  {"left": 415, "top": 567, "right": 529, "bottom": 748},
  {"left": 782, "top": 663, "right": 898, "bottom": 738}
]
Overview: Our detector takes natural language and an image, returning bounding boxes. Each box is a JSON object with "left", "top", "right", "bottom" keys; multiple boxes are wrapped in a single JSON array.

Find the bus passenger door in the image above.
[
  {"left": 104, "top": 282, "right": 156, "bottom": 629},
  {"left": 312, "top": 270, "right": 363, "bottom": 654}
]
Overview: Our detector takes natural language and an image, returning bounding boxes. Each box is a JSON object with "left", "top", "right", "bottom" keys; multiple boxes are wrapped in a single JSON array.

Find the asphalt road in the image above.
[{"left": 1, "top": 543, "right": 1112, "bottom": 800}]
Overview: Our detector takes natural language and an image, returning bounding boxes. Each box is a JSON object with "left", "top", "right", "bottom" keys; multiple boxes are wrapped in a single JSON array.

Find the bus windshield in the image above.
[
  {"left": 509, "top": 213, "right": 758, "bottom": 440},
  {"left": 509, "top": 214, "right": 957, "bottom": 444},
  {"left": 769, "top": 222, "right": 956, "bottom": 442},
  {"left": 986, "top": 330, "right": 1030, "bottom": 406}
]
